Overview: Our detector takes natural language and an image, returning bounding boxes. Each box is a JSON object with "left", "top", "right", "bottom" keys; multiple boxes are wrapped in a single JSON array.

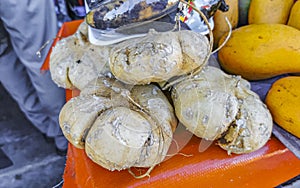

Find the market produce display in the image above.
[
  {"left": 48, "top": 0, "right": 300, "bottom": 179},
  {"left": 59, "top": 76, "right": 177, "bottom": 176},
  {"left": 216, "top": 0, "right": 300, "bottom": 145},
  {"left": 50, "top": 22, "right": 211, "bottom": 87}
]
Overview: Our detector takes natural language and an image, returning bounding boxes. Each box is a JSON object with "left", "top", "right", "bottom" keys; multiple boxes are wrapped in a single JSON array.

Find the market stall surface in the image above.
[
  {"left": 0, "top": 82, "right": 299, "bottom": 188},
  {"left": 0, "top": 83, "right": 65, "bottom": 188}
]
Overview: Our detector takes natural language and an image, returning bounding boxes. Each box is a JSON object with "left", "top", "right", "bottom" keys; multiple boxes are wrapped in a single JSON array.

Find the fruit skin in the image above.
[
  {"left": 265, "top": 76, "right": 300, "bottom": 138},
  {"left": 238, "top": 0, "right": 251, "bottom": 26},
  {"left": 218, "top": 24, "right": 300, "bottom": 80},
  {"left": 248, "top": 0, "right": 294, "bottom": 24},
  {"left": 213, "top": 0, "right": 239, "bottom": 49},
  {"left": 288, "top": 1, "right": 300, "bottom": 30}
]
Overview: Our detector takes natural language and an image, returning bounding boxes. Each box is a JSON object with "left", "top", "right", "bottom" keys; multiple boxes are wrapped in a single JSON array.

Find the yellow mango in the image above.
[
  {"left": 248, "top": 0, "right": 294, "bottom": 24},
  {"left": 218, "top": 24, "right": 300, "bottom": 80},
  {"left": 265, "top": 76, "right": 300, "bottom": 138},
  {"left": 213, "top": 0, "right": 239, "bottom": 49},
  {"left": 288, "top": 1, "right": 300, "bottom": 30}
]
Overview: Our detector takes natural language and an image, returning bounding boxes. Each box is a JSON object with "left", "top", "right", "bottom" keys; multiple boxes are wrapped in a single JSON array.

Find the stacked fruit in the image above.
[
  {"left": 213, "top": 0, "right": 300, "bottom": 138},
  {"left": 48, "top": 0, "right": 299, "bottom": 178}
]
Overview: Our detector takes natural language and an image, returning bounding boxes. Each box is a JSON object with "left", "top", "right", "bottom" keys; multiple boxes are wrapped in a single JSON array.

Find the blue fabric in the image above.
[
  {"left": 250, "top": 75, "right": 287, "bottom": 101},
  {"left": 0, "top": 0, "right": 67, "bottom": 150}
]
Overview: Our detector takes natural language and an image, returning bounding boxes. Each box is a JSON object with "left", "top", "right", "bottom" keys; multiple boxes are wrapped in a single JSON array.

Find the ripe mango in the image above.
[
  {"left": 218, "top": 24, "right": 300, "bottom": 80},
  {"left": 265, "top": 76, "right": 300, "bottom": 138},
  {"left": 287, "top": 1, "right": 300, "bottom": 30},
  {"left": 248, "top": 0, "right": 294, "bottom": 24}
]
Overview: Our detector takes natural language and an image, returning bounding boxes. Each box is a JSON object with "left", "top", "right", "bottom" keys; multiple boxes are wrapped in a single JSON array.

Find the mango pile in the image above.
[{"left": 212, "top": 0, "right": 300, "bottom": 138}]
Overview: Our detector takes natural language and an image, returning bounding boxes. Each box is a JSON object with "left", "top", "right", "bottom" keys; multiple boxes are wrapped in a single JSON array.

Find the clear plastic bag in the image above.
[{"left": 84, "top": 0, "right": 228, "bottom": 45}]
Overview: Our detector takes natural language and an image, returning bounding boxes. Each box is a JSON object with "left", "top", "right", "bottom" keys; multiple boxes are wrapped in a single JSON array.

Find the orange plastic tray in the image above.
[{"left": 44, "top": 20, "right": 300, "bottom": 188}]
